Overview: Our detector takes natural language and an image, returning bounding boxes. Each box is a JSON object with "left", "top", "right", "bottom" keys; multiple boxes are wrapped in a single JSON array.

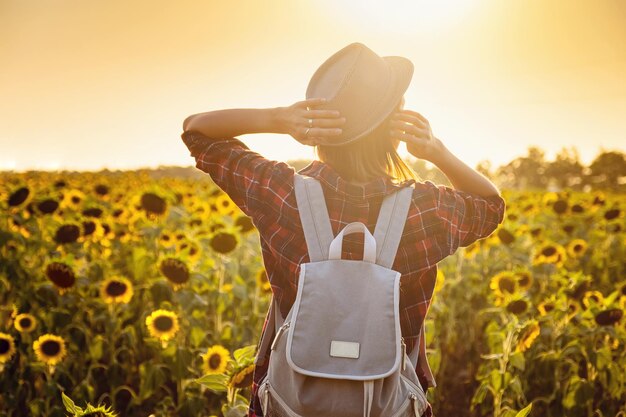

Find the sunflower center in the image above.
[
  {"left": 209, "top": 353, "right": 222, "bottom": 369},
  {"left": 19, "top": 317, "right": 32, "bottom": 328},
  {"left": 542, "top": 246, "right": 557, "bottom": 257},
  {"left": 506, "top": 300, "right": 528, "bottom": 315},
  {"left": 41, "top": 340, "right": 61, "bottom": 356},
  {"left": 46, "top": 263, "right": 76, "bottom": 288},
  {"left": 106, "top": 281, "right": 128, "bottom": 297},
  {"left": 0, "top": 339, "right": 9, "bottom": 354},
  {"left": 574, "top": 244, "right": 583, "bottom": 252},
  {"left": 154, "top": 316, "right": 173, "bottom": 332},
  {"left": 160, "top": 259, "right": 190, "bottom": 284},
  {"left": 499, "top": 278, "right": 516, "bottom": 294}
]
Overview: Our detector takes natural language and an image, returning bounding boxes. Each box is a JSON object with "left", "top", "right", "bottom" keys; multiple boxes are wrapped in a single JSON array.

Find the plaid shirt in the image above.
[{"left": 181, "top": 130, "right": 506, "bottom": 417}]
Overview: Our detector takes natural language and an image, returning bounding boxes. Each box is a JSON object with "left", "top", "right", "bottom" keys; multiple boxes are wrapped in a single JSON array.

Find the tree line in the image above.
[{"left": 286, "top": 147, "right": 626, "bottom": 193}]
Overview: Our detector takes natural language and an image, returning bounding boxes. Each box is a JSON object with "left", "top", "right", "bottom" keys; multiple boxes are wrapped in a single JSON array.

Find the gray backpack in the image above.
[{"left": 254, "top": 173, "right": 429, "bottom": 417}]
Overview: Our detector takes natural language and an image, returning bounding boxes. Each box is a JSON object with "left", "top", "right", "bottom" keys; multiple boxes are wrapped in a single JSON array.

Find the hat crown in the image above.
[{"left": 306, "top": 43, "right": 413, "bottom": 146}]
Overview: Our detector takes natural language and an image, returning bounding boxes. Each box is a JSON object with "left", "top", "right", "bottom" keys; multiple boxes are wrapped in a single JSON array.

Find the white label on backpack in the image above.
[{"left": 330, "top": 341, "right": 360, "bottom": 359}]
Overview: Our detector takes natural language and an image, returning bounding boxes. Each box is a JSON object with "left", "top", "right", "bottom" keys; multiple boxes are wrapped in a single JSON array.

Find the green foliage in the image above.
[{"left": 0, "top": 170, "right": 624, "bottom": 417}]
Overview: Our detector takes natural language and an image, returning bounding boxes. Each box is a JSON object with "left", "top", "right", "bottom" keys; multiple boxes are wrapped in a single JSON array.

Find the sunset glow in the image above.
[{"left": 1, "top": 0, "right": 624, "bottom": 171}]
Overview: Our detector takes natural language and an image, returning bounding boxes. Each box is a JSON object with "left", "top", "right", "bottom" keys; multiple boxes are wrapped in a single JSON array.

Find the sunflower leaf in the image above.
[
  {"left": 195, "top": 373, "right": 228, "bottom": 393},
  {"left": 61, "top": 392, "right": 82, "bottom": 414},
  {"left": 514, "top": 403, "right": 532, "bottom": 417},
  {"left": 233, "top": 345, "right": 257, "bottom": 365}
]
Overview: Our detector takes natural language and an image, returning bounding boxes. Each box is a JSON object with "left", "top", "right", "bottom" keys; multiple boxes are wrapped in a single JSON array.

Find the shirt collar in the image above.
[{"left": 297, "top": 160, "right": 416, "bottom": 200}]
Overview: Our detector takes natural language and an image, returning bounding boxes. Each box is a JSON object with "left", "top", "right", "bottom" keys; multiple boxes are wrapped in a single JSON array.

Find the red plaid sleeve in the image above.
[
  {"left": 426, "top": 180, "right": 506, "bottom": 254},
  {"left": 181, "top": 130, "right": 295, "bottom": 221}
]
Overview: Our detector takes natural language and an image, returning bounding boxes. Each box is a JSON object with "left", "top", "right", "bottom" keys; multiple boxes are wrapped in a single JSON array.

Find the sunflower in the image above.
[
  {"left": 100, "top": 276, "right": 134, "bottom": 304},
  {"left": 145, "top": 309, "right": 180, "bottom": 347},
  {"left": 567, "top": 300, "right": 580, "bottom": 315},
  {"left": 14, "top": 313, "right": 37, "bottom": 333},
  {"left": 552, "top": 199, "right": 568, "bottom": 215},
  {"left": 33, "top": 334, "right": 67, "bottom": 372},
  {"left": 570, "top": 203, "right": 585, "bottom": 214},
  {"left": 0, "top": 332, "right": 17, "bottom": 367},
  {"left": 54, "top": 223, "right": 82, "bottom": 244},
  {"left": 505, "top": 298, "right": 529, "bottom": 316},
  {"left": 61, "top": 392, "right": 119, "bottom": 417},
  {"left": 61, "top": 189, "right": 86, "bottom": 210},
  {"left": 514, "top": 270, "right": 533, "bottom": 291},
  {"left": 489, "top": 271, "right": 518, "bottom": 298},
  {"left": 159, "top": 258, "right": 190, "bottom": 290},
  {"left": 35, "top": 198, "right": 60, "bottom": 215},
  {"left": 235, "top": 214, "right": 256, "bottom": 234},
  {"left": 537, "top": 299, "right": 556, "bottom": 316},
  {"left": 591, "top": 192, "right": 605, "bottom": 206},
  {"left": 581, "top": 291, "right": 604, "bottom": 310},
  {"left": 532, "top": 242, "right": 566, "bottom": 267},
  {"left": 7, "top": 186, "right": 30, "bottom": 207},
  {"left": 255, "top": 269, "right": 272, "bottom": 293},
  {"left": 594, "top": 309, "right": 623, "bottom": 326},
  {"left": 140, "top": 192, "right": 168, "bottom": 217},
  {"left": 566, "top": 239, "right": 588, "bottom": 258},
  {"left": 158, "top": 231, "right": 176, "bottom": 248},
  {"left": 496, "top": 227, "right": 515, "bottom": 245},
  {"left": 603, "top": 208, "right": 621, "bottom": 221},
  {"left": 177, "top": 239, "right": 201, "bottom": 263},
  {"left": 209, "top": 231, "right": 239, "bottom": 255},
  {"left": 228, "top": 364, "right": 255, "bottom": 388},
  {"left": 516, "top": 321, "right": 540, "bottom": 353},
  {"left": 45, "top": 261, "right": 76, "bottom": 294},
  {"left": 201, "top": 345, "right": 231, "bottom": 375},
  {"left": 214, "top": 194, "right": 237, "bottom": 216}
]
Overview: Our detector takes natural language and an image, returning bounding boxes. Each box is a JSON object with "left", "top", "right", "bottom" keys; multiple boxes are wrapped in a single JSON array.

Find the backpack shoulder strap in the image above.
[
  {"left": 293, "top": 174, "right": 335, "bottom": 262},
  {"left": 375, "top": 185, "right": 438, "bottom": 388},
  {"left": 256, "top": 174, "right": 334, "bottom": 367},
  {"left": 373, "top": 185, "right": 414, "bottom": 268}
]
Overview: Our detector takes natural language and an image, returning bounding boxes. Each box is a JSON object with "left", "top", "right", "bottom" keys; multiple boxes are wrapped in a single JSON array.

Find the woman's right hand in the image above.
[{"left": 388, "top": 109, "right": 445, "bottom": 163}]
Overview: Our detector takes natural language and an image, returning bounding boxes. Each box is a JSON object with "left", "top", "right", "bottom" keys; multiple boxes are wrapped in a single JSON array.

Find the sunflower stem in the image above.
[{"left": 216, "top": 260, "right": 226, "bottom": 335}]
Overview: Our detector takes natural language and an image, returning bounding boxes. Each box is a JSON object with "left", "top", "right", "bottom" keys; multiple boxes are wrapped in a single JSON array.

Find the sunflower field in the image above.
[{"left": 0, "top": 170, "right": 624, "bottom": 417}]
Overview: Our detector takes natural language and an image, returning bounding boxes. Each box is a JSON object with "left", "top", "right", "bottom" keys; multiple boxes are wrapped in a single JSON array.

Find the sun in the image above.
[{"left": 325, "top": 0, "right": 479, "bottom": 34}]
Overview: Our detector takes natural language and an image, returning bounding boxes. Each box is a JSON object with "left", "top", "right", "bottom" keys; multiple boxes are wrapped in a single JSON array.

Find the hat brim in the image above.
[{"left": 316, "top": 55, "right": 414, "bottom": 147}]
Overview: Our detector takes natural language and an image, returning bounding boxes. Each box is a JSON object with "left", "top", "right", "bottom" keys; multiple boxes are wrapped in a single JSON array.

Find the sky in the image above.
[{"left": 1, "top": 0, "right": 625, "bottom": 172}]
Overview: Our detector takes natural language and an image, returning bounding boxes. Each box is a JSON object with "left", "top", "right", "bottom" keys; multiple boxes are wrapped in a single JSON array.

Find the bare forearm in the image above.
[
  {"left": 431, "top": 140, "right": 501, "bottom": 197},
  {"left": 182, "top": 108, "right": 283, "bottom": 137}
]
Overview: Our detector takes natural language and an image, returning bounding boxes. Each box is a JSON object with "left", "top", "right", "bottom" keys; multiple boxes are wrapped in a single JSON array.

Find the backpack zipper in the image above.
[
  {"left": 271, "top": 321, "right": 291, "bottom": 351},
  {"left": 410, "top": 393, "right": 420, "bottom": 416},
  {"left": 401, "top": 337, "right": 406, "bottom": 371}
]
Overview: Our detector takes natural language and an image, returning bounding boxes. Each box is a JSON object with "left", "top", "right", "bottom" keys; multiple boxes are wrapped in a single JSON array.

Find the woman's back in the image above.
[{"left": 181, "top": 41, "right": 506, "bottom": 417}]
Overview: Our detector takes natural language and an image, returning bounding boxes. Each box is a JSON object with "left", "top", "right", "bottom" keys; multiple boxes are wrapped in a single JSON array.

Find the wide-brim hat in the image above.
[{"left": 306, "top": 42, "right": 414, "bottom": 147}]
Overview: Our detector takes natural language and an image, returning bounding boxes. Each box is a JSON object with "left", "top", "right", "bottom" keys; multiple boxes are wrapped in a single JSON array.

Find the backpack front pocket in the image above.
[{"left": 259, "top": 380, "right": 305, "bottom": 417}]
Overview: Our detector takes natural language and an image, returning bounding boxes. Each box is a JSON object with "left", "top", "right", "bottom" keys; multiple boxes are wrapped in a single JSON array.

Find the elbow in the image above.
[{"left": 182, "top": 115, "right": 196, "bottom": 132}]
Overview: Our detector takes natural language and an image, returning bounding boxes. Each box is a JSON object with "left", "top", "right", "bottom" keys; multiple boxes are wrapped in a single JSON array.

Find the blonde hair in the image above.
[{"left": 314, "top": 114, "right": 421, "bottom": 184}]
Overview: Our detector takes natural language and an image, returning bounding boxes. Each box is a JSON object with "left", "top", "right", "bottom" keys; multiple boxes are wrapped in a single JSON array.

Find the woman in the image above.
[{"left": 181, "top": 43, "right": 506, "bottom": 417}]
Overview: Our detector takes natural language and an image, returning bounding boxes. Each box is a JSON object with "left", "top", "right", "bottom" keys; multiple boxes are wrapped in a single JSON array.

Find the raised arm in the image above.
[
  {"left": 182, "top": 108, "right": 282, "bottom": 137},
  {"left": 182, "top": 98, "right": 345, "bottom": 145},
  {"left": 389, "top": 108, "right": 501, "bottom": 197}
]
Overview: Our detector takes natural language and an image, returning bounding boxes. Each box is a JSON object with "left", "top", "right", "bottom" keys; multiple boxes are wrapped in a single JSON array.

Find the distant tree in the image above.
[
  {"left": 545, "top": 147, "right": 584, "bottom": 191},
  {"left": 586, "top": 150, "right": 626, "bottom": 191},
  {"left": 496, "top": 146, "right": 548, "bottom": 190},
  {"left": 475, "top": 160, "right": 494, "bottom": 180}
]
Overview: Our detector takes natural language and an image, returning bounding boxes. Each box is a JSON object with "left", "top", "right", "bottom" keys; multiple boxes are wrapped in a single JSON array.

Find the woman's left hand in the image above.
[{"left": 275, "top": 98, "right": 346, "bottom": 146}]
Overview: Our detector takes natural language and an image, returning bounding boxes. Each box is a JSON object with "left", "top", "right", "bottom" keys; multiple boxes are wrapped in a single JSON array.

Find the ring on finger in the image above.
[
  {"left": 308, "top": 119, "right": 313, "bottom": 128},
  {"left": 305, "top": 127, "right": 311, "bottom": 136}
]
